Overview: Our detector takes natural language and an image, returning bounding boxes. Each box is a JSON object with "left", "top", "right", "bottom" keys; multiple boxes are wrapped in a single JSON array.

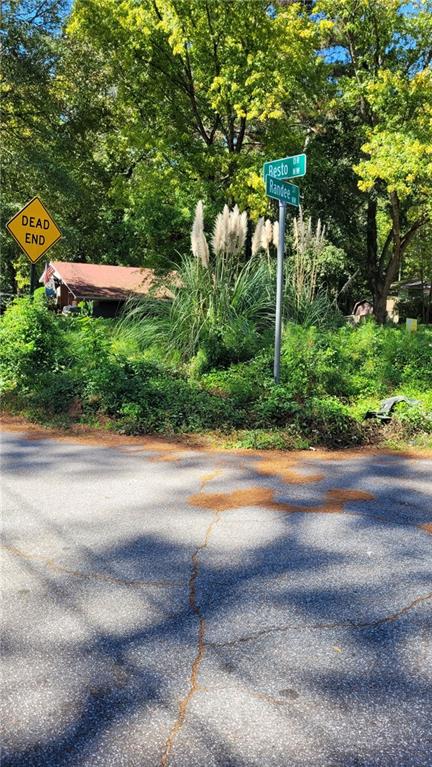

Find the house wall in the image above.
[
  {"left": 386, "top": 296, "right": 399, "bottom": 323},
  {"left": 56, "top": 279, "right": 126, "bottom": 317},
  {"left": 92, "top": 300, "right": 125, "bottom": 318},
  {"left": 59, "top": 283, "right": 75, "bottom": 308}
]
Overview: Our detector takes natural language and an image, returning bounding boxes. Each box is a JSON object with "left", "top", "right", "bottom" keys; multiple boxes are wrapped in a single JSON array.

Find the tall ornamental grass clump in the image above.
[
  {"left": 118, "top": 203, "right": 346, "bottom": 370},
  {"left": 117, "top": 202, "right": 276, "bottom": 370},
  {"left": 283, "top": 208, "right": 345, "bottom": 328}
]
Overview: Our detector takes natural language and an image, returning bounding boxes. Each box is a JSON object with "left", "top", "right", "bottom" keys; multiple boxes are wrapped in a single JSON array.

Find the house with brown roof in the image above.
[{"left": 40, "top": 261, "right": 166, "bottom": 317}]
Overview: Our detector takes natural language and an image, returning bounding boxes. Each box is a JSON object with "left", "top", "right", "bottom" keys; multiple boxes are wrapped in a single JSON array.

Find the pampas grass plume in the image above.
[{"left": 191, "top": 200, "right": 210, "bottom": 267}]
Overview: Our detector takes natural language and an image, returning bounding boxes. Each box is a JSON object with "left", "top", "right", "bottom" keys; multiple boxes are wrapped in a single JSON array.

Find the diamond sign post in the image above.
[
  {"left": 6, "top": 196, "right": 62, "bottom": 296},
  {"left": 264, "top": 154, "right": 305, "bottom": 383}
]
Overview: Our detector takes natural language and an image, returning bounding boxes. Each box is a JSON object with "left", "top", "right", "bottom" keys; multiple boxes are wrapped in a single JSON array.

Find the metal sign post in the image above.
[
  {"left": 263, "top": 152, "right": 305, "bottom": 383},
  {"left": 30, "top": 263, "right": 37, "bottom": 297},
  {"left": 274, "top": 200, "right": 286, "bottom": 384}
]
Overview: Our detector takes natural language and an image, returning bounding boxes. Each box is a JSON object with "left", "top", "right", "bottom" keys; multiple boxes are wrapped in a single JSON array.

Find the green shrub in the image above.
[
  {"left": 280, "top": 325, "right": 348, "bottom": 399},
  {"left": 391, "top": 401, "right": 432, "bottom": 436},
  {"left": 280, "top": 322, "right": 432, "bottom": 400},
  {"left": 232, "top": 429, "right": 310, "bottom": 451},
  {"left": 1, "top": 296, "right": 430, "bottom": 451},
  {"left": 388, "top": 330, "right": 432, "bottom": 389},
  {"left": 336, "top": 322, "right": 432, "bottom": 395},
  {"left": 61, "top": 316, "right": 133, "bottom": 413},
  {"left": 378, "top": 397, "right": 432, "bottom": 449},
  {"left": 0, "top": 293, "right": 65, "bottom": 392},
  {"left": 114, "top": 362, "right": 244, "bottom": 434},
  {"left": 253, "top": 385, "right": 302, "bottom": 426},
  {"left": 24, "top": 370, "right": 80, "bottom": 414},
  {"left": 298, "top": 396, "right": 365, "bottom": 447},
  {"left": 201, "top": 354, "right": 271, "bottom": 406}
]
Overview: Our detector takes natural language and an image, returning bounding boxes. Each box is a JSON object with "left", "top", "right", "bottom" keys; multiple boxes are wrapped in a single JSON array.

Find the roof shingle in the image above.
[{"left": 46, "top": 262, "right": 161, "bottom": 301}]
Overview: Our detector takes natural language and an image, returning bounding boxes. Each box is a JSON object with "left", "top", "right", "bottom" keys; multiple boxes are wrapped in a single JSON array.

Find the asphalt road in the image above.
[{"left": 1, "top": 427, "right": 431, "bottom": 767}]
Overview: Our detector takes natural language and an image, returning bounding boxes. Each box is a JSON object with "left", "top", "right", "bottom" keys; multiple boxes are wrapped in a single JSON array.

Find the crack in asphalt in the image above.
[
  {"left": 3, "top": 426, "right": 431, "bottom": 764},
  {"left": 160, "top": 468, "right": 224, "bottom": 767},
  {"left": 199, "top": 467, "right": 224, "bottom": 492},
  {"left": 1, "top": 545, "right": 177, "bottom": 589},
  {"left": 159, "top": 475, "right": 378, "bottom": 764},
  {"left": 207, "top": 591, "right": 432, "bottom": 649}
]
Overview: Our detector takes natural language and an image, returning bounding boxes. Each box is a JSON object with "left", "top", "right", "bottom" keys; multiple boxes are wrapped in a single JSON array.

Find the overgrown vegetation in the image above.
[
  {"left": 2, "top": 1, "right": 431, "bottom": 448},
  {"left": 118, "top": 203, "right": 276, "bottom": 371},
  {"left": 3, "top": 1, "right": 431, "bottom": 321},
  {"left": 1, "top": 294, "right": 431, "bottom": 449},
  {"left": 118, "top": 202, "right": 342, "bottom": 373}
]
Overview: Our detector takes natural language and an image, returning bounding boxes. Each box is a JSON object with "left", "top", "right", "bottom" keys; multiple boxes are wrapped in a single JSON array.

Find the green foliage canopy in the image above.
[{"left": 68, "top": 0, "right": 324, "bottom": 218}]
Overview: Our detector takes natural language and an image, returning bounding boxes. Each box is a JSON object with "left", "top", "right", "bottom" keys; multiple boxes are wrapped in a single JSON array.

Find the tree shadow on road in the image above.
[{"left": 1, "top": 440, "right": 431, "bottom": 767}]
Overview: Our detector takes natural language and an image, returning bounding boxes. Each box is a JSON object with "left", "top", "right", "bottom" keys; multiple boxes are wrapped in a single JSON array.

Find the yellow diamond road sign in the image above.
[{"left": 6, "top": 196, "right": 62, "bottom": 264}]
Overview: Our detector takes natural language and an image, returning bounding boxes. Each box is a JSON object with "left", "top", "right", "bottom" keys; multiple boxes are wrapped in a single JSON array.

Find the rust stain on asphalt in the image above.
[
  {"left": 419, "top": 522, "right": 432, "bottom": 535},
  {"left": 0, "top": 414, "right": 200, "bottom": 454},
  {"left": 147, "top": 441, "right": 192, "bottom": 463},
  {"left": 199, "top": 468, "right": 223, "bottom": 491},
  {"left": 311, "top": 488, "right": 375, "bottom": 513},
  {"left": 1, "top": 545, "right": 176, "bottom": 589},
  {"left": 188, "top": 486, "right": 374, "bottom": 515},
  {"left": 3, "top": 413, "right": 431, "bottom": 460},
  {"left": 189, "top": 486, "right": 285, "bottom": 512},
  {"left": 251, "top": 454, "right": 324, "bottom": 484}
]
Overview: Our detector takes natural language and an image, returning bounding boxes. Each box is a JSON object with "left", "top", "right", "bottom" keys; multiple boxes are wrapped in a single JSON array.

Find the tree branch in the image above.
[
  {"left": 235, "top": 115, "right": 247, "bottom": 153},
  {"left": 205, "top": 0, "right": 221, "bottom": 76},
  {"left": 401, "top": 215, "right": 429, "bottom": 253},
  {"left": 182, "top": 44, "right": 213, "bottom": 146},
  {"left": 378, "top": 227, "right": 394, "bottom": 271}
]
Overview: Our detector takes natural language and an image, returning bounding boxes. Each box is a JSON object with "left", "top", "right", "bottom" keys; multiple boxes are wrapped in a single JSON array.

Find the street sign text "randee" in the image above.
[{"left": 265, "top": 176, "right": 299, "bottom": 207}]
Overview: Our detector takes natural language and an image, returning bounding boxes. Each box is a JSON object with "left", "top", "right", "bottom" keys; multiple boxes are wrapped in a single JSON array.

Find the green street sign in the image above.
[
  {"left": 266, "top": 176, "right": 299, "bottom": 207},
  {"left": 263, "top": 153, "right": 306, "bottom": 181}
]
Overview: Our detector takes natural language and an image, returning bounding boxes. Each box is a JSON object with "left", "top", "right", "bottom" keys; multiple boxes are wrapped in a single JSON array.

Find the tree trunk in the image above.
[
  {"left": 371, "top": 192, "right": 427, "bottom": 324},
  {"left": 425, "top": 283, "right": 432, "bottom": 325},
  {"left": 373, "top": 288, "right": 387, "bottom": 324},
  {"left": 244, "top": 216, "right": 253, "bottom": 262},
  {"left": 366, "top": 194, "right": 378, "bottom": 299}
]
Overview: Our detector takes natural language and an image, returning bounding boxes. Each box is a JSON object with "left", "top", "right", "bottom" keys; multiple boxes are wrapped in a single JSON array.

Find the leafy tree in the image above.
[
  {"left": 3, "top": 0, "right": 431, "bottom": 313},
  {"left": 354, "top": 64, "right": 432, "bottom": 319},
  {"left": 316, "top": 0, "right": 432, "bottom": 321},
  {"left": 67, "top": 0, "right": 325, "bottom": 221},
  {"left": 1, "top": 2, "right": 113, "bottom": 289},
  {"left": 1, "top": 0, "right": 66, "bottom": 292},
  {"left": 1, "top": 1, "right": 142, "bottom": 289}
]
